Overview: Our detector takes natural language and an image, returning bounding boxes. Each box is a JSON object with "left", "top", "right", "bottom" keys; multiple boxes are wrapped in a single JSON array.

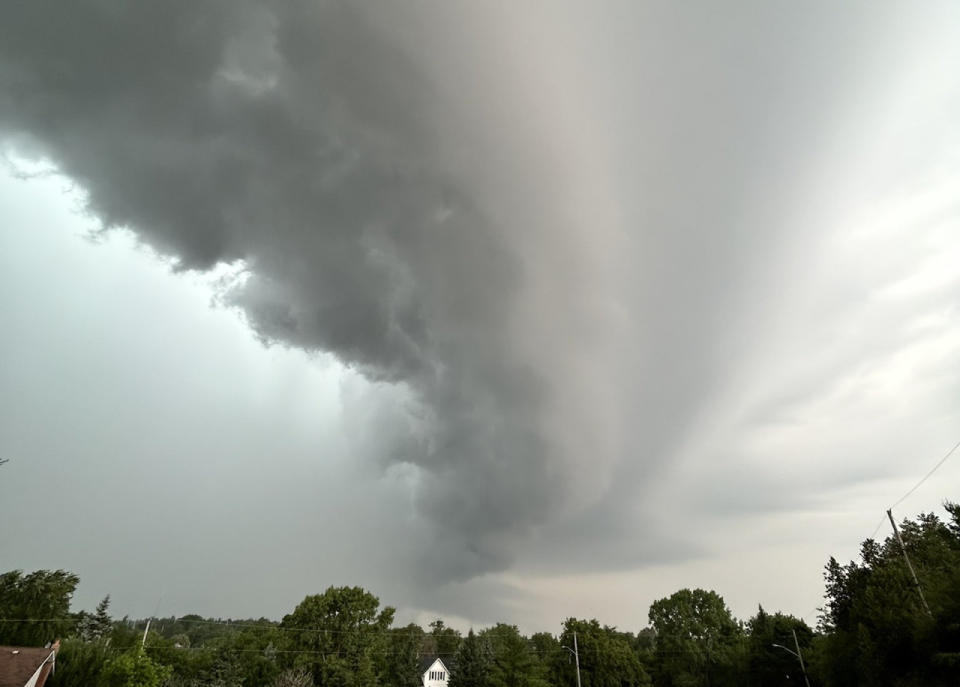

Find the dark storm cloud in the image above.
[
  {"left": 2, "top": 0, "right": 958, "bottom": 600},
  {"left": 0, "top": 1, "right": 594, "bottom": 579}
]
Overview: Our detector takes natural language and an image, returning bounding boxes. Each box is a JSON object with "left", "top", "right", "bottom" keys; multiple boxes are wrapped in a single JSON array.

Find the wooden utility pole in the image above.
[{"left": 887, "top": 509, "right": 933, "bottom": 618}]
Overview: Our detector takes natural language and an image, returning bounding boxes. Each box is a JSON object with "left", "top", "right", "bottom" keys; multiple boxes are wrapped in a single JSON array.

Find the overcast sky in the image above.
[{"left": 1, "top": 1, "right": 959, "bottom": 634}]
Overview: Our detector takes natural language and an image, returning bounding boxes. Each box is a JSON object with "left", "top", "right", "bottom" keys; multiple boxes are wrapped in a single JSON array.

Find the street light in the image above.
[
  {"left": 561, "top": 632, "right": 582, "bottom": 687},
  {"left": 771, "top": 643, "right": 798, "bottom": 657},
  {"left": 771, "top": 629, "right": 811, "bottom": 687}
]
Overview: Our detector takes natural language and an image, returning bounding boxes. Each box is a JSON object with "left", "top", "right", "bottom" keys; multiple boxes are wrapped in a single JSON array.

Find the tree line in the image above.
[{"left": 1, "top": 501, "right": 958, "bottom": 686}]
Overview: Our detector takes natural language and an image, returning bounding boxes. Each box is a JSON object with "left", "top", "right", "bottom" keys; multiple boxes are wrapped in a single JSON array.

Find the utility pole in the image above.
[
  {"left": 141, "top": 619, "right": 151, "bottom": 650},
  {"left": 791, "top": 629, "right": 811, "bottom": 687},
  {"left": 887, "top": 509, "right": 933, "bottom": 618},
  {"left": 772, "top": 634, "right": 810, "bottom": 687},
  {"left": 573, "top": 632, "right": 582, "bottom": 687},
  {"left": 562, "top": 632, "right": 582, "bottom": 687}
]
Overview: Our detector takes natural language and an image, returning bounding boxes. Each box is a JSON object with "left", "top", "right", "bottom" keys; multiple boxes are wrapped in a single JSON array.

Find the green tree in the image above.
[
  {"left": 744, "top": 606, "right": 813, "bottom": 687},
  {"left": 214, "top": 625, "right": 284, "bottom": 687},
  {"left": 0, "top": 569, "right": 80, "bottom": 646},
  {"left": 282, "top": 586, "right": 394, "bottom": 687},
  {"left": 648, "top": 589, "right": 744, "bottom": 687},
  {"left": 79, "top": 596, "right": 113, "bottom": 642},
  {"left": 528, "top": 632, "right": 563, "bottom": 685},
  {"left": 812, "top": 503, "right": 960, "bottom": 686},
  {"left": 483, "top": 624, "right": 546, "bottom": 687},
  {"left": 450, "top": 629, "right": 492, "bottom": 687},
  {"left": 101, "top": 649, "right": 171, "bottom": 687},
  {"left": 47, "top": 638, "right": 113, "bottom": 687},
  {"left": 427, "top": 620, "right": 461, "bottom": 657},
  {"left": 556, "top": 619, "right": 650, "bottom": 687},
  {"left": 275, "top": 668, "right": 315, "bottom": 687},
  {"left": 380, "top": 624, "right": 424, "bottom": 687}
]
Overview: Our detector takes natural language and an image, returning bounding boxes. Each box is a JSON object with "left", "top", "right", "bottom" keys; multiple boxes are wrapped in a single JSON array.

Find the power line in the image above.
[
  {"left": 0, "top": 618, "right": 744, "bottom": 652},
  {"left": 855, "top": 437, "right": 960, "bottom": 547},
  {"left": 0, "top": 617, "right": 577, "bottom": 641},
  {"left": 139, "top": 644, "right": 727, "bottom": 658},
  {"left": 867, "top": 514, "right": 887, "bottom": 542},
  {"left": 820, "top": 438, "right": 960, "bottom": 623},
  {"left": 889, "top": 437, "right": 960, "bottom": 510}
]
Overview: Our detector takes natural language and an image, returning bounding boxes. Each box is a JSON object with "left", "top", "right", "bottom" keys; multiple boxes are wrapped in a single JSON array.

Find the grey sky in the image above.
[{"left": 1, "top": 1, "right": 959, "bottom": 633}]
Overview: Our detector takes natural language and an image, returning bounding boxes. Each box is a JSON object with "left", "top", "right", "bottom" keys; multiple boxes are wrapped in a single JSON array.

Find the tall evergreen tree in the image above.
[
  {"left": 381, "top": 624, "right": 425, "bottom": 687},
  {"left": 450, "top": 630, "right": 491, "bottom": 687},
  {"left": 79, "top": 595, "right": 113, "bottom": 642},
  {"left": 813, "top": 503, "right": 960, "bottom": 686},
  {"left": 483, "top": 624, "right": 546, "bottom": 687},
  {"left": 744, "top": 606, "right": 812, "bottom": 687},
  {"left": 430, "top": 620, "right": 462, "bottom": 657}
]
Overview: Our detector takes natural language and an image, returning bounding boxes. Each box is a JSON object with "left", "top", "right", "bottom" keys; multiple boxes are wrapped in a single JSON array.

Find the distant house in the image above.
[
  {"left": 420, "top": 656, "right": 450, "bottom": 687},
  {"left": 0, "top": 643, "right": 59, "bottom": 687}
]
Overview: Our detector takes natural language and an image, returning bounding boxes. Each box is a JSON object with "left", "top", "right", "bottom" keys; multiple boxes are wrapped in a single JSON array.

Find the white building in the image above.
[{"left": 420, "top": 656, "right": 450, "bottom": 687}]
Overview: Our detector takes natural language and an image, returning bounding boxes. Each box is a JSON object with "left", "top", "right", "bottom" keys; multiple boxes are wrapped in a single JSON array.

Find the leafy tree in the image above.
[
  {"left": 812, "top": 503, "right": 960, "bottom": 686},
  {"left": 282, "top": 586, "right": 394, "bottom": 687},
  {"left": 528, "top": 632, "right": 563, "bottom": 685},
  {"left": 483, "top": 624, "right": 546, "bottom": 687},
  {"left": 109, "top": 619, "right": 147, "bottom": 653},
  {"left": 203, "top": 653, "right": 247, "bottom": 687},
  {"left": 101, "top": 649, "right": 171, "bottom": 687},
  {"left": 380, "top": 624, "right": 424, "bottom": 687},
  {"left": 648, "top": 589, "right": 744, "bottom": 687},
  {"left": 744, "top": 606, "right": 812, "bottom": 687},
  {"left": 450, "top": 629, "right": 492, "bottom": 687},
  {"left": 47, "top": 638, "right": 113, "bottom": 687},
  {"left": 276, "top": 668, "right": 315, "bottom": 687},
  {"left": 0, "top": 569, "right": 80, "bottom": 646},
  {"left": 428, "top": 620, "right": 462, "bottom": 657},
  {"left": 556, "top": 619, "right": 650, "bottom": 687},
  {"left": 223, "top": 625, "right": 284, "bottom": 687}
]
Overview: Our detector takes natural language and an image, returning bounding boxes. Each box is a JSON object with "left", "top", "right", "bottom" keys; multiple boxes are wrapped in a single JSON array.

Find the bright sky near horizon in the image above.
[{"left": 1, "top": 1, "right": 959, "bottom": 634}]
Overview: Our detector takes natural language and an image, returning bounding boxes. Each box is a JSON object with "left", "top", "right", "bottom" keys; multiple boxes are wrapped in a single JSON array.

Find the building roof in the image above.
[
  {"left": 0, "top": 646, "right": 56, "bottom": 687},
  {"left": 419, "top": 655, "right": 449, "bottom": 674}
]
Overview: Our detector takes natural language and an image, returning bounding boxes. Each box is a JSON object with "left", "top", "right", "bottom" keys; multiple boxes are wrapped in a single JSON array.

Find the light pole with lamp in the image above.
[
  {"left": 561, "top": 632, "right": 582, "bottom": 687},
  {"left": 771, "top": 629, "right": 811, "bottom": 687}
]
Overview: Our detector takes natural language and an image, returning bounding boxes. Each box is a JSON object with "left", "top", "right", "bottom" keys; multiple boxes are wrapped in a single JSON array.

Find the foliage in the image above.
[
  {"left": 744, "top": 606, "right": 812, "bottom": 687},
  {"left": 380, "top": 624, "right": 424, "bottom": 687},
  {"left": 101, "top": 649, "right": 172, "bottom": 687},
  {"left": 528, "top": 631, "right": 562, "bottom": 682},
  {"left": 557, "top": 619, "right": 651, "bottom": 687},
  {"left": 812, "top": 503, "right": 960, "bottom": 686},
  {"left": 648, "top": 589, "right": 743, "bottom": 687},
  {"left": 6, "top": 499, "right": 960, "bottom": 686},
  {"left": 275, "top": 668, "right": 315, "bottom": 687},
  {"left": 450, "top": 629, "right": 492, "bottom": 687},
  {"left": 47, "top": 638, "right": 113, "bottom": 687},
  {"left": 482, "top": 624, "right": 547, "bottom": 687},
  {"left": 78, "top": 596, "right": 113, "bottom": 642},
  {"left": 282, "top": 586, "right": 395, "bottom": 687},
  {"left": 428, "top": 620, "right": 462, "bottom": 657},
  {"left": 0, "top": 569, "right": 79, "bottom": 646}
]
